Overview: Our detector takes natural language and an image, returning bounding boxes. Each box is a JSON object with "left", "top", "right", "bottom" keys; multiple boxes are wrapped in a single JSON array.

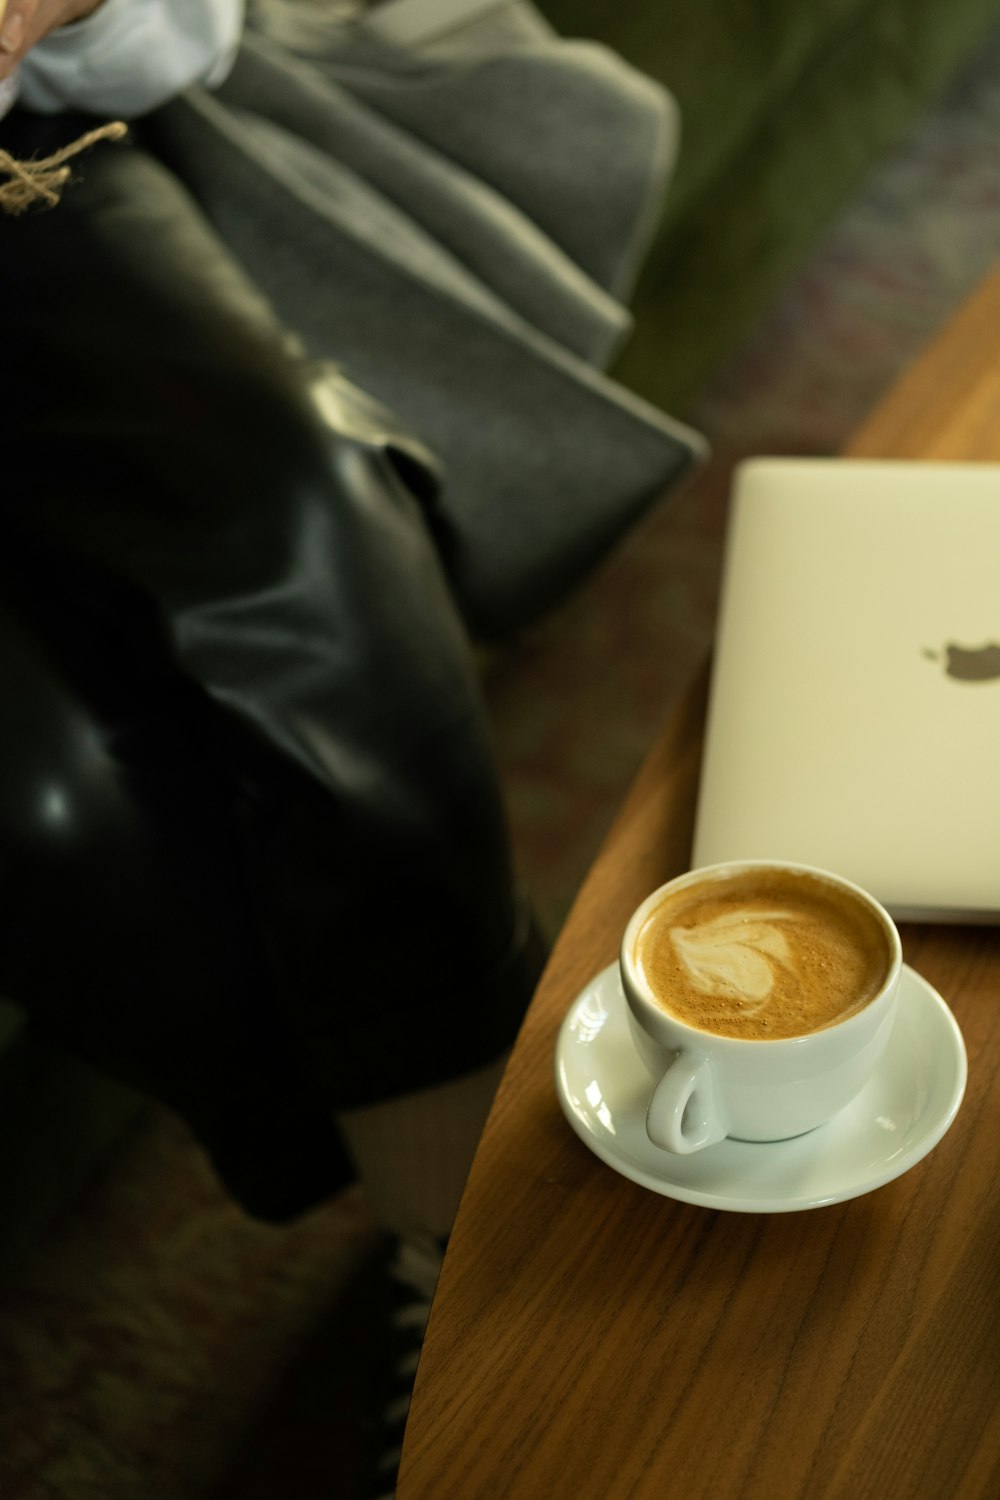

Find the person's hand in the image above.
[{"left": 0, "top": 0, "right": 106, "bottom": 79}]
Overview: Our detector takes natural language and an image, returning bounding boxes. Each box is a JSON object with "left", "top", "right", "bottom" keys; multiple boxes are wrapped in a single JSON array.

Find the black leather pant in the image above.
[{"left": 0, "top": 113, "right": 545, "bottom": 1219}]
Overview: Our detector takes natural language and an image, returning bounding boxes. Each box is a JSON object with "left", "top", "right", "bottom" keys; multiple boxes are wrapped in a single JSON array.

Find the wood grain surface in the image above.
[{"left": 397, "top": 266, "right": 1000, "bottom": 1500}]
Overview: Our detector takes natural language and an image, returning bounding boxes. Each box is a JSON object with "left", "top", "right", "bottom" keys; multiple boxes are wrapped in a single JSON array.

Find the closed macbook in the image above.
[{"left": 692, "top": 457, "right": 1000, "bottom": 921}]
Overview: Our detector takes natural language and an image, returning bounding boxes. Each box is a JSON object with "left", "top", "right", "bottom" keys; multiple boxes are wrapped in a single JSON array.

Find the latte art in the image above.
[
  {"left": 634, "top": 869, "right": 892, "bottom": 1040},
  {"left": 669, "top": 909, "right": 796, "bottom": 1007}
]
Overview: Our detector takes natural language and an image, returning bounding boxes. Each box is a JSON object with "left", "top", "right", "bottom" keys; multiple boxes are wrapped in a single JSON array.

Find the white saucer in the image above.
[{"left": 554, "top": 963, "right": 966, "bottom": 1212}]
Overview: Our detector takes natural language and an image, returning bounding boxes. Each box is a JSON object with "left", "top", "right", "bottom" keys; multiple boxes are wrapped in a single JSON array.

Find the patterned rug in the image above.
[{"left": 5, "top": 20, "right": 1000, "bottom": 1499}]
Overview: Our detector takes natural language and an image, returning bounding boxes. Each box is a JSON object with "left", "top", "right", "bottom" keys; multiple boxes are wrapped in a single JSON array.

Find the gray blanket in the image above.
[{"left": 148, "top": 0, "right": 707, "bottom": 635}]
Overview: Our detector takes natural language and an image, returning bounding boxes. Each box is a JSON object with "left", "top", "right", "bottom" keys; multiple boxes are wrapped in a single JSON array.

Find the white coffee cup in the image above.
[{"left": 621, "top": 860, "right": 903, "bottom": 1154}]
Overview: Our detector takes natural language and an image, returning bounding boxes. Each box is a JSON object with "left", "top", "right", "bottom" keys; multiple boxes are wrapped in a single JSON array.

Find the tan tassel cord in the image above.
[{"left": 0, "top": 120, "right": 127, "bottom": 214}]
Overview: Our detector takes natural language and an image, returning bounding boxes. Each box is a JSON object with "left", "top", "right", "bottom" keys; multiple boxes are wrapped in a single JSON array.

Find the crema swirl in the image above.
[{"left": 633, "top": 868, "right": 892, "bottom": 1040}]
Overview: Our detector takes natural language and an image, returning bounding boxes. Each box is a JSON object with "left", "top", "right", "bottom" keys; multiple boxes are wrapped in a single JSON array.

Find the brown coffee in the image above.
[{"left": 633, "top": 868, "right": 892, "bottom": 1040}]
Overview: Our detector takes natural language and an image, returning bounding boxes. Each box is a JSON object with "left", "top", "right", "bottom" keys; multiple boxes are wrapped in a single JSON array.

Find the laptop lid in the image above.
[{"left": 692, "top": 457, "right": 1000, "bottom": 922}]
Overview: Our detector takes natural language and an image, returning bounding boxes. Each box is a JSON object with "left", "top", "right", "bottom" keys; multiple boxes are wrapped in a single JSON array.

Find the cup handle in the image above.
[{"left": 646, "top": 1054, "right": 726, "bottom": 1154}]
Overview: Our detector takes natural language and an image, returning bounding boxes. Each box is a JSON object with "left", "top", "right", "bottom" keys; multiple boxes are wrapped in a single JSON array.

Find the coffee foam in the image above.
[{"left": 634, "top": 869, "right": 891, "bottom": 1041}]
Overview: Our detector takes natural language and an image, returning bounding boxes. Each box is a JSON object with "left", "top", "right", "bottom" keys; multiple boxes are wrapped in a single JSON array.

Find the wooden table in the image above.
[{"left": 397, "top": 267, "right": 1000, "bottom": 1499}]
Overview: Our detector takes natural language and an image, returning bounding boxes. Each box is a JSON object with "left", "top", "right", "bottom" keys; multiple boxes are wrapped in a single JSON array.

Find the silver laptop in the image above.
[{"left": 692, "top": 457, "right": 1000, "bottom": 922}]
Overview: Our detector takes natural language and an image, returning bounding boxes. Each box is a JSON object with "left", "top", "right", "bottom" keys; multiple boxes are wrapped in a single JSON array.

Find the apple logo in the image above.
[{"left": 922, "top": 642, "right": 1000, "bottom": 681}]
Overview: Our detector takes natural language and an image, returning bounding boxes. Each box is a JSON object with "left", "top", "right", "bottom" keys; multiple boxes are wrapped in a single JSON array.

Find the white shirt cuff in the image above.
[{"left": 18, "top": 0, "right": 244, "bottom": 117}]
